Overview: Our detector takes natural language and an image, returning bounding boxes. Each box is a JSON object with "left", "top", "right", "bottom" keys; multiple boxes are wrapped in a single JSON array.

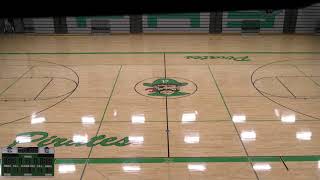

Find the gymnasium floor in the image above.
[{"left": 0, "top": 34, "right": 320, "bottom": 179}]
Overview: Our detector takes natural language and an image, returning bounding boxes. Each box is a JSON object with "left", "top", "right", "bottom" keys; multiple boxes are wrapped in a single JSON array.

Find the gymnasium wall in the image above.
[
  {"left": 0, "top": 3, "right": 319, "bottom": 34},
  {"left": 23, "top": 18, "right": 55, "bottom": 33},
  {"left": 296, "top": 3, "right": 320, "bottom": 33},
  {"left": 222, "top": 10, "right": 285, "bottom": 33},
  {"left": 142, "top": 13, "right": 210, "bottom": 33},
  {"left": 66, "top": 16, "right": 130, "bottom": 33}
]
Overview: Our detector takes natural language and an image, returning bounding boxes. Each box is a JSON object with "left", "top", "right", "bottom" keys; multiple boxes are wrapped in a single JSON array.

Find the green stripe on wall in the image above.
[
  {"left": 146, "top": 13, "right": 201, "bottom": 28},
  {"left": 76, "top": 16, "right": 126, "bottom": 28},
  {"left": 227, "top": 11, "right": 282, "bottom": 19},
  {"left": 226, "top": 10, "right": 283, "bottom": 28}
]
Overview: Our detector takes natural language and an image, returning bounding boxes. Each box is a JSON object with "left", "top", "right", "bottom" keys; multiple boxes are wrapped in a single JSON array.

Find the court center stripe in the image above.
[
  {"left": 164, "top": 52, "right": 170, "bottom": 158},
  {"left": 1, "top": 51, "right": 320, "bottom": 55}
]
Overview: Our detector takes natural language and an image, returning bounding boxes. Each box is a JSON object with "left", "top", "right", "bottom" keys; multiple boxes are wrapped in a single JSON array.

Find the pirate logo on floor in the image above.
[{"left": 135, "top": 77, "right": 197, "bottom": 98}]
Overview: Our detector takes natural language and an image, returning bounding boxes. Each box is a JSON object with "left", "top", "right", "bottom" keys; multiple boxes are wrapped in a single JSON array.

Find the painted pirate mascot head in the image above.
[{"left": 143, "top": 78, "right": 189, "bottom": 97}]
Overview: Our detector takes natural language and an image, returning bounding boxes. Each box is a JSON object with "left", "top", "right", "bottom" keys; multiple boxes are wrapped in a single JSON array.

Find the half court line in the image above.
[{"left": 164, "top": 52, "right": 171, "bottom": 158}]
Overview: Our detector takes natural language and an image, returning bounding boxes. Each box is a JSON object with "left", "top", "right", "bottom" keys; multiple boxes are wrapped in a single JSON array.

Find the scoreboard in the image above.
[{"left": 1, "top": 147, "right": 54, "bottom": 176}]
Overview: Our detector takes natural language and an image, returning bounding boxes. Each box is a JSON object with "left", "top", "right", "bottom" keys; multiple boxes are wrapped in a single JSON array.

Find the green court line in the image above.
[
  {"left": 2, "top": 156, "right": 319, "bottom": 164},
  {"left": 1, "top": 51, "right": 320, "bottom": 55},
  {"left": 55, "top": 158, "right": 88, "bottom": 164},
  {"left": 282, "top": 156, "right": 320, "bottom": 162},
  {"left": 249, "top": 156, "right": 281, "bottom": 162},
  {"left": 52, "top": 156, "right": 320, "bottom": 164},
  {"left": 50, "top": 156, "right": 320, "bottom": 164}
]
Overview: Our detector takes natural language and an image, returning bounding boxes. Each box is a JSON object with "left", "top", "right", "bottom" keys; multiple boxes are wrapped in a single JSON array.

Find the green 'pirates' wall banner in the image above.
[
  {"left": 75, "top": 16, "right": 126, "bottom": 28},
  {"left": 185, "top": 56, "right": 251, "bottom": 61},
  {"left": 226, "top": 10, "right": 282, "bottom": 28},
  {"left": 8, "top": 131, "right": 130, "bottom": 148},
  {"left": 146, "top": 13, "right": 201, "bottom": 28}
]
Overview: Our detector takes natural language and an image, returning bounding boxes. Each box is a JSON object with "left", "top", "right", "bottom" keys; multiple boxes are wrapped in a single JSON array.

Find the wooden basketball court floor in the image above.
[{"left": 0, "top": 34, "right": 320, "bottom": 179}]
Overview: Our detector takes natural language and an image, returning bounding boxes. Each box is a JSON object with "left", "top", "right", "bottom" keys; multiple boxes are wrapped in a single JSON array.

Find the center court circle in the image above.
[{"left": 134, "top": 77, "right": 197, "bottom": 99}]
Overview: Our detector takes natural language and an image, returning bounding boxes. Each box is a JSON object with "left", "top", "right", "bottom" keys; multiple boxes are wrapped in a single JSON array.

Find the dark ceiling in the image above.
[{"left": 1, "top": 1, "right": 320, "bottom": 18}]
